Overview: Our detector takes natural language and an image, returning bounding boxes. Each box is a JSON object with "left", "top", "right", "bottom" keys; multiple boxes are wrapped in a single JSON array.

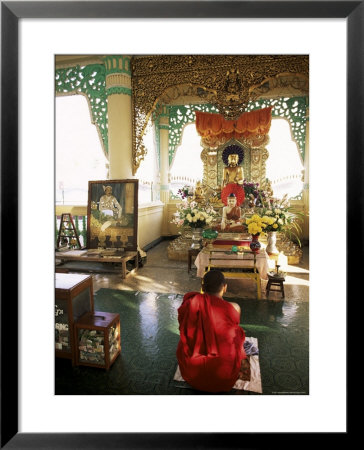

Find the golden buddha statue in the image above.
[{"left": 222, "top": 153, "right": 244, "bottom": 186}]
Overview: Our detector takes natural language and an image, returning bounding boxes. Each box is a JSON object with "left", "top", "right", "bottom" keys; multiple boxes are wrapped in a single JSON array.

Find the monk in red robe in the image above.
[{"left": 176, "top": 270, "right": 246, "bottom": 392}]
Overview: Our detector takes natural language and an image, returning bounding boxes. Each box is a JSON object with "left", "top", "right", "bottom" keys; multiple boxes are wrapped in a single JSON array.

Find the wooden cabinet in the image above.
[
  {"left": 55, "top": 273, "right": 94, "bottom": 364},
  {"left": 74, "top": 311, "right": 121, "bottom": 370}
]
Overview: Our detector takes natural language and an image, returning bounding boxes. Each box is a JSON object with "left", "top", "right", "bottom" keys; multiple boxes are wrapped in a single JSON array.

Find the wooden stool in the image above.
[
  {"left": 266, "top": 274, "right": 285, "bottom": 298},
  {"left": 188, "top": 247, "right": 200, "bottom": 273}
]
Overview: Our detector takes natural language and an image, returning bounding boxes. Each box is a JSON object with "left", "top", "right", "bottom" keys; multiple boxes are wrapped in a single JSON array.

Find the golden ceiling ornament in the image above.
[
  {"left": 196, "top": 67, "right": 257, "bottom": 120},
  {"left": 250, "top": 72, "right": 309, "bottom": 98},
  {"left": 131, "top": 55, "right": 309, "bottom": 174}
]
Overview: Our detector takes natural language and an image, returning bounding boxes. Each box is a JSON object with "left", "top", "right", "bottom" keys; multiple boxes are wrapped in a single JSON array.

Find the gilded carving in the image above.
[
  {"left": 131, "top": 55, "right": 308, "bottom": 174},
  {"left": 261, "top": 148, "right": 269, "bottom": 168},
  {"left": 251, "top": 149, "right": 261, "bottom": 165},
  {"left": 201, "top": 148, "right": 219, "bottom": 189},
  {"left": 201, "top": 139, "right": 268, "bottom": 192},
  {"left": 251, "top": 73, "right": 309, "bottom": 98}
]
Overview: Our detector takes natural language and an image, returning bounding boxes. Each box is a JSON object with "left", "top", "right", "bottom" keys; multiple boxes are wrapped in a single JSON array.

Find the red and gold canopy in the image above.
[{"left": 195, "top": 107, "right": 272, "bottom": 148}]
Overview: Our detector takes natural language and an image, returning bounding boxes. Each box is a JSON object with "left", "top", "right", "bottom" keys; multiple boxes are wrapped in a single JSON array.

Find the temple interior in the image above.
[{"left": 55, "top": 54, "right": 309, "bottom": 395}]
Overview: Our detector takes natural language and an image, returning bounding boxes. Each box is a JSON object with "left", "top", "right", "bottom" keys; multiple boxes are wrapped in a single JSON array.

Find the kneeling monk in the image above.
[{"left": 176, "top": 270, "right": 246, "bottom": 392}]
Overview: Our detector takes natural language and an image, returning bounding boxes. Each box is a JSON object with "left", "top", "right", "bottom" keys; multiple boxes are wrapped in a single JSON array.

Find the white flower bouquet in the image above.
[{"left": 172, "top": 200, "right": 216, "bottom": 229}]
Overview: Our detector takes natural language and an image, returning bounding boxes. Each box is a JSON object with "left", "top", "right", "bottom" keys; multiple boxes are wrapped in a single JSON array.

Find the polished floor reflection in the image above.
[
  {"left": 55, "top": 240, "right": 309, "bottom": 395},
  {"left": 89, "top": 240, "right": 309, "bottom": 301}
]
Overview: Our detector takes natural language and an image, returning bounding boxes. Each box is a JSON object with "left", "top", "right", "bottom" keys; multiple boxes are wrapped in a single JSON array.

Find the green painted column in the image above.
[{"left": 104, "top": 55, "right": 133, "bottom": 179}]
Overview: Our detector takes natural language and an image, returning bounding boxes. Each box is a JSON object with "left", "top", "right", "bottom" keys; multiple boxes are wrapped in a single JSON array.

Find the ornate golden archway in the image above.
[{"left": 131, "top": 55, "right": 309, "bottom": 174}]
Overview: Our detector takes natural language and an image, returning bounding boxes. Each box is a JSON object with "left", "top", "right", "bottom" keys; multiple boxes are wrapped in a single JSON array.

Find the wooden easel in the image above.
[{"left": 57, "top": 213, "right": 82, "bottom": 249}]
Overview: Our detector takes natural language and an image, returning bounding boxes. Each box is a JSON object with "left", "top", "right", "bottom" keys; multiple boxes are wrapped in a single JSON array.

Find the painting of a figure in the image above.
[{"left": 87, "top": 179, "right": 138, "bottom": 251}]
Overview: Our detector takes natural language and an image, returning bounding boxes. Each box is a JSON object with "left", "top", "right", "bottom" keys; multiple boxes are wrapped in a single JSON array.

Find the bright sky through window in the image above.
[
  {"left": 170, "top": 123, "right": 204, "bottom": 182},
  {"left": 56, "top": 95, "right": 108, "bottom": 205},
  {"left": 136, "top": 123, "right": 159, "bottom": 204},
  {"left": 56, "top": 97, "right": 304, "bottom": 204},
  {"left": 266, "top": 118, "right": 304, "bottom": 199},
  {"left": 136, "top": 123, "right": 158, "bottom": 183},
  {"left": 170, "top": 119, "right": 303, "bottom": 199}
]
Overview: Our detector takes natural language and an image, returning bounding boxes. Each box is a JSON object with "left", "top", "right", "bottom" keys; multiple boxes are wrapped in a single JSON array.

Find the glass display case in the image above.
[
  {"left": 74, "top": 311, "right": 121, "bottom": 370},
  {"left": 55, "top": 273, "right": 94, "bottom": 364}
]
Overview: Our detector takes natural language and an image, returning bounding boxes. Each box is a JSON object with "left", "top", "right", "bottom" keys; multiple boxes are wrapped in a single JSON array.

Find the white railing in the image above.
[
  {"left": 138, "top": 179, "right": 161, "bottom": 204},
  {"left": 271, "top": 174, "right": 302, "bottom": 185},
  {"left": 169, "top": 175, "right": 198, "bottom": 185}
]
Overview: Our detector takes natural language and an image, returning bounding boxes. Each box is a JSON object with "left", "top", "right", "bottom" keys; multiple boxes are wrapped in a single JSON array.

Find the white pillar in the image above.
[
  {"left": 104, "top": 55, "right": 133, "bottom": 180},
  {"left": 159, "top": 107, "right": 170, "bottom": 235}
]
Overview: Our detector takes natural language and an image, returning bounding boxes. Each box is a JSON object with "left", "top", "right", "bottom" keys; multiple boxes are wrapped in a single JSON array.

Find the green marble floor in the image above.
[{"left": 55, "top": 288, "right": 309, "bottom": 395}]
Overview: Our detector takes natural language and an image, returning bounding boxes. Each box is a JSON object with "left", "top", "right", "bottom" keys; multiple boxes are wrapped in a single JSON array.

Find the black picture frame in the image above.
[{"left": 1, "top": 1, "right": 358, "bottom": 447}]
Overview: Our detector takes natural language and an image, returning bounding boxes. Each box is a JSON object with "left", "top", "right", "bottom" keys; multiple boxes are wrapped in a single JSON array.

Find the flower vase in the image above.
[
  {"left": 266, "top": 231, "right": 279, "bottom": 255},
  {"left": 250, "top": 234, "right": 261, "bottom": 253}
]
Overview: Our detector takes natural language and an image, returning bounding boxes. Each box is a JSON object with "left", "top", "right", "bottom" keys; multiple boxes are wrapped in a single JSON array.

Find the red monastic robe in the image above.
[{"left": 176, "top": 292, "right": 246, "bottom": 393}]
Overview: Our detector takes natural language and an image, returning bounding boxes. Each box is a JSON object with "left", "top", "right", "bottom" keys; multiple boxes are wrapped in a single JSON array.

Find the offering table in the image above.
[
  {"left": 55, "top": 249, "right": 138, "bottom": 279},
  {"left": 195, "top": 245, "right": 270, "bottom": 299}
]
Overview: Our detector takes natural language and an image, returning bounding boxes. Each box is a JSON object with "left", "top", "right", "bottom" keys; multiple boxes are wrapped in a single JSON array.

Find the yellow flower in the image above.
[
  {"left": 251, "top": 214, "right": 262, "bottom": 222},
  {"left": 273, "top": 223, "right": 278, "bottom": 229},
  {"left": 261, "top": 215, "right": 273, "bottom": 224},
  {"left": 248, "top": 222, "right": 262, "bottom": 234}
]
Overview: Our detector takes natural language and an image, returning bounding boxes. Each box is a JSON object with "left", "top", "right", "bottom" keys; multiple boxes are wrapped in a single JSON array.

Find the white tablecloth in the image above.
[{"left": 195, "top": 248, "right": 270, "bottom": 280}]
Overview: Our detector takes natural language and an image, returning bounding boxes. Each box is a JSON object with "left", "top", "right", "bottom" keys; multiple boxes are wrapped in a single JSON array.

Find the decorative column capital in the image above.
[
  {"left": 103, "top": 55, "right": 132, "bottom": 96},
  {"left": 104, "top": 55, "right": 131, "bottom": 76},
  {"left": 159, "top": 116, "right": 169, "bottom": 130},
  {"left": 158, "top": 105, "right": 170, "bottom": 129}
]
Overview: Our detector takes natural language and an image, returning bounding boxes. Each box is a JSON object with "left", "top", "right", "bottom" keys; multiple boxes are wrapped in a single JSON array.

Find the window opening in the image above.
[
  {"left": 266, "top": 118, "right": 304, "bottom": 199},
  {"left": 136, "top": 123, "right": 159, "bottom": 204},
  {"left": 169, "top": 123, "right": 203, "bottom": 196},
  {"left": 56, "top": 95, "right": 108, "bottom": 205}
]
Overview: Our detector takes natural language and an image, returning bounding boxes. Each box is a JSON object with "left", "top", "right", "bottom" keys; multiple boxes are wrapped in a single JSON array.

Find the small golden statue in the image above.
[
  {"left": 193, "top": 181, "right": 206, "bottom": 203},
  {"left": 265, "top": 179, "right": 274, "bottom": 198},
  {"left": 224, "top": 68, "right": 242, "bottom": 101}
]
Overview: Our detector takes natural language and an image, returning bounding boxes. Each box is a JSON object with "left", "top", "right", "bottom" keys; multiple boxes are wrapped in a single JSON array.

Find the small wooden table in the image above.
[
  {"left": 266, "top": 273, "right": 285, "bottom": 298},
  {"left": 203, "top": 247, "right": 263, "bottom": 299},
  {"left": 55, "top": 249, "right": 138, "bottom": 278}
]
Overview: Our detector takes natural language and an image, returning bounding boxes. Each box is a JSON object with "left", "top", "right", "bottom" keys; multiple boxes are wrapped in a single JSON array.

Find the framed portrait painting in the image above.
[{"left": 87, "top": 179, "right": 138, "bottom": 251}]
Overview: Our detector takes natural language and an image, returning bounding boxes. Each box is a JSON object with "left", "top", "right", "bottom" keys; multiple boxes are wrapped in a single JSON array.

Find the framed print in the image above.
[
  {"left": 1, "top": 0, "right": 359, "bottom": 447},
  {"left": 87, "top": 179, "right": 138, "bottom": 251}
]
